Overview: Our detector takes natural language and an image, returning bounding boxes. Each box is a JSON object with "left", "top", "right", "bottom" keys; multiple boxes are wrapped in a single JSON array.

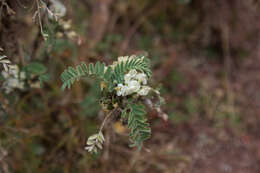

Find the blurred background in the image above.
[{"left": 0, "top": 0, "right": 259, "bottom": 172}]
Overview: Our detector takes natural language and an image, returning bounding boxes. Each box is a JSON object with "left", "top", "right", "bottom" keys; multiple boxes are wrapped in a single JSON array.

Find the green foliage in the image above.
[
  {"left": 127, "top": 103, "right": 151, "bottom": 148},
  {"left": 61, "top": 56, "right": 152, "bottom": 91},
  {"left": 61, "top": 56, "right": 154, "bottom": 150},
  {"left": 85, "top": 131, "right": 105, "bottom": 153},
  {"left": 112, "top": 56, "right": 152, "bottom": 84},
  {"left": 23, "top": 62, "right": 49, "bottom": 87},
  {"left": 39, "top": 74, "right": 50, "bottom": 87},
  {"left": 60, "top": 61, "right": 106, "bottom": 90},
  {"left": 48, "top": 39, "right": 78, "bottom": 58},
  {"left": 24, "top": 62, "right": 47, "bottom": 75}
]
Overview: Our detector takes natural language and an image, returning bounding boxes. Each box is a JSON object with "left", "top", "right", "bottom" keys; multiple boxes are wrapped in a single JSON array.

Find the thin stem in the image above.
[
  {"left": 35, "top": 0, "right": 46, "bottom": 40},
  {"left": 0, "top": 0, "right": 5, "bottom": 30},
  {"left": 99, "top": 108, "right": 118, "bottom": 132}
]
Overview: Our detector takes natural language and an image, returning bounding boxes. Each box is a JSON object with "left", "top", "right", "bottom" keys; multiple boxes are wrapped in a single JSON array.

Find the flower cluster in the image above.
[
  {"left": 1, "top": 64, "right": 44, "bottom": 94},
  {"left": 115, "top": 69, "right": 150, "bottom": 96},
  {"left": 1, "top": 65, "right": 26, "bottom": 94},
  {"left": 56, "top": 19, "right": 78, "bottom": 41},
  {"left": 48, "top": 0, "right": 67, "bottom": 19},
  {"left": 49, "top": 0, "right": 77, "bottom": 41}
]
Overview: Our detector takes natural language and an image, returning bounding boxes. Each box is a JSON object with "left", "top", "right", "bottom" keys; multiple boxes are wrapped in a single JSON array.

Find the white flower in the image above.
[
  {"left": 67, "top": 31, "right": 77, "bottom": 39},
  {"left": 104, "top": 66, "right": 108, "bottom": 73},
  {"left": 115, "top": 83, "right": 123, "bottom": 96},
  {"left": 49, "top": 0, "right": 67, "bottom": 18},
  {"left": 134, "top": 73, "right": 147, "bottom": 85},
  {"left": 116, "top": 84, "right": 127, "bottom": 96},
  {"left": 8, "top": 65, "right": 19, "bottom": 78},
  {"left": 110, "top": 61, "right": 118, "bottom": 69},
  {"left": 124, "top": 73, "right": 132, "bottom": 83},
  {"left": 20, "top": 72, "right": 26, "bottom": 80},
  {"left": 116, "top": 79, "right": 141, "bottom": 96},
  {"left": 128, "top": 69, "right": 137, "bottom": 77},
  {"left": 113, "top": 56, "right": 152, "bottom": 97},
  {"left": 31, "top": 82, "right": 41, "bottom": 89},
  {"left": 124, "top": 69, "right": 137, "bottom": 83},
  {"left": 1, "top": 71, "right": 9, "bottom": 78},
  {"left": 1, "top": 64, "right": 26, "bottom": 94},
  {"left": 7, "top": 78, "right": 24, "bottom": 89},
  {"left": 137, "top": 86, "right": 150, "bottom": 96},
  {"left": 3, "top": 78, "right": 25, "bottom": 93},
  {"left": 125, "top": 80, "right": 140, "bottom": 95},
  {"left": 121, "top": 86, "right": 129, "bottom": 96}
]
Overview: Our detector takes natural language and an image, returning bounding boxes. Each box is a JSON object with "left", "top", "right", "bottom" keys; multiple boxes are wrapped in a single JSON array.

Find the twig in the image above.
[
  {"left": 35, "top": 0, "right": 47, "bottom": 40},
  {"left": 0, "top": 0, "right": 15, "bottom": 15},
  {"left": 0, "top": 0, "right": 5, "bottom": 30},
  {"left": 87, "top": 0, "right": 114, "bottom": 49},
  {"left": 103, "top": 127, "right": 111, "bottom": 161},
  {"left": 99, "top": 108, "right": 118, "bottom": 132},
  {"left": 16, "top": 0, "right": 28, "bottom": 9}
]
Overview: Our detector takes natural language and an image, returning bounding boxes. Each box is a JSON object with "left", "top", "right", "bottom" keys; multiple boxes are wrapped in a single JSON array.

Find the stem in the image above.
[
  {"left": 35, "top": 0, "right": 46, "bottom": 40},
  {"left": 0, "top": 0, "right": 5, "bottom": 30},
  {"left": 99, "top": 108, "right": 118, "bottom": 132}
]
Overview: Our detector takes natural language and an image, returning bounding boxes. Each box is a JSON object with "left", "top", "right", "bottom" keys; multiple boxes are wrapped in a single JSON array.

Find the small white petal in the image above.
[
  {"left": 128, "top": 69, "right": 137, "bottom": 77},
  {"left": 3, "top": 64, "right": 8, "bottom": 71},
  {"left": 20, "top": 72, "right": 26, "bottom": 80},
  {"left": 135, "top": 73, "right": 147, "bottom": 85},
  {"left": 138, "top": 86, "right": 151, "bottom": 96},
  {"left": 1, "top": 71, "right": 9, "bottom": 78},
  {"left": 1, "top": 59, "right": 11, "bottom": 64},
  {"left": 125, "top": 80, "right": 140, "bottom": 95},
  {"left": 49, "top": 0, "right": 67, "bottom": 18},
  {"left": 104, "top": 66, "right": 108, "bottom": 72},
  {"left": 124, "top": 73, "right": 132, "bottom": 83},
  {"left": 88, "top": 134, "right": 98, "bottom": 140}
]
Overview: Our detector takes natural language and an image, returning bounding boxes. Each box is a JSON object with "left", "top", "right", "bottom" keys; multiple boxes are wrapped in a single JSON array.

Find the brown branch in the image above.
[{"left": 87, "top": 0, "right": 114, "bottom": 50}]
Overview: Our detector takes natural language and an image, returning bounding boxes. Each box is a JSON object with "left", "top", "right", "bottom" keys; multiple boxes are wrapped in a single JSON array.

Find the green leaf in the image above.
[
  {"left": 81, "top": 62, "right": 89, "bottom": 75},
  {"left": 127, "top": 103, "right": 151, "bottom": 149},
  {"left": 39, "top": 74, "right": 49, "bottom": 87},
  {"left": 24, "top": 62, "right": 47, "bottom": 75},
  {"left": 104, "top": 66, "right": 112, "bottom": 80},
  {"left": 76, "top": 65, "right": 84, "bottom": 76},
  {"left": 100, "top": 63, "right": 105, "bottom": 76},
  {"left": 95, "top": 61, "right": 101, "bottom": 75},
  {"left": 60, "top": 61, "right": 107, "bottom": 90},
  {"left": 60, "top": 55, "right": 152, "bottom": 91},
  {"left": 89, "top": 63, "right": 94, "bottom": 75}
]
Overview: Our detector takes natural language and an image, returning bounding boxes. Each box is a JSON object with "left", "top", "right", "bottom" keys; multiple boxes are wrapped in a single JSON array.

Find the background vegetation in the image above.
[{"left": 0, "top": 0, "right": 259, "bottom": 172}]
